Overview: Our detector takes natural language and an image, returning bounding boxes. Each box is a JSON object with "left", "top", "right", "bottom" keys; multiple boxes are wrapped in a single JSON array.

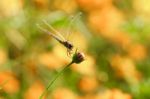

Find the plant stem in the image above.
[{"left": 39, "top": 61, "right": 74, "bottom": 99}]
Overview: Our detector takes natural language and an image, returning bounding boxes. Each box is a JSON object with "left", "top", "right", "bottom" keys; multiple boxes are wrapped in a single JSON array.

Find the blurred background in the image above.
[{"left": 0, "top": 0, "right": 150, "bottom": 99}]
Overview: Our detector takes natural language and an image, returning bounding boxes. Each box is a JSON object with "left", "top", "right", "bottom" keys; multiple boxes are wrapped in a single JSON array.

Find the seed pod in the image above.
[{"left": 72, "top": 51, "right": 85, "bottom": 64}]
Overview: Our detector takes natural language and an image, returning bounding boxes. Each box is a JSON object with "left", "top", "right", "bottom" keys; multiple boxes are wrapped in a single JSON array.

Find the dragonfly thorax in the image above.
[{"left": 63, "top": 41, "right": 73, "bottom": 50}]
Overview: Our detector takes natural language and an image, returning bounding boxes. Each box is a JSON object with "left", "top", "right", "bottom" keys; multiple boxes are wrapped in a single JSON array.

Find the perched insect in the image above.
[
  {"left": 37, "top": 20, "right": 74, "bottom": 55},
  {"left": 37, "top": 13, "right": 82, "bottom": 56}
]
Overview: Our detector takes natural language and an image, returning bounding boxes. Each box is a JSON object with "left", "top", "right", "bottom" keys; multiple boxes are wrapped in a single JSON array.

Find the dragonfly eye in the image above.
[{"left": 68, "top": 43, "right": 73, "bottom": 50}]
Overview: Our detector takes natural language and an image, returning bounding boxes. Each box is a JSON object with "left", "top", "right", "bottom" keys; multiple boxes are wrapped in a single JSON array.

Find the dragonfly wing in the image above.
[
  {"left": 42, "top": 20, "right": 66, "bottom": 41},
  {"left": 65, "top": 12, "right": 82, "bottom": 41},
  {"left": 37, "top": 24, "right": 63, "bottom": 44}
]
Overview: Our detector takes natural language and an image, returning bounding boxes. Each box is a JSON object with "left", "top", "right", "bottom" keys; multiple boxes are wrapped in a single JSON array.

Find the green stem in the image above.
[{"left": 39, "top": 61, "right": 74, "bottom": 99}]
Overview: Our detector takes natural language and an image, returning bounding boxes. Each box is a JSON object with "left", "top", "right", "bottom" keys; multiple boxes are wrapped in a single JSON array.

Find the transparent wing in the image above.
[
  {"left": 42, "top": 20, "right": 66, "bottom": 41},
  {"left": 65, "top": 12, "right": 82, "bottom": 41},
  {"left": 58, "top": 15, "right": 73, "bottom": 37},
  {"left": 37, "top": 24, "right": 63, "bottom": 44}
]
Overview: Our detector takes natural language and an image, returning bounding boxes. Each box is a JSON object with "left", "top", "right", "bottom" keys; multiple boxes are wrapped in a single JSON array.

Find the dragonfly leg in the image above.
[{"left": 67, "top": 49, "right": 72, "bottom": 57}]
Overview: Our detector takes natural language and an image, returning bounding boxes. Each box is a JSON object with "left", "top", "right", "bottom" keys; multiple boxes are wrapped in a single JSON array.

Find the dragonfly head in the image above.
[{"left": 63, "top": 41, "right": 73, "bottom": 50}]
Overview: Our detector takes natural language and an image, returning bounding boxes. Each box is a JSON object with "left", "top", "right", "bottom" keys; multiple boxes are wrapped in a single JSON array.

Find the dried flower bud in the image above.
[{"left": 72, "top": 52, "right": 85, "bottom": 64}]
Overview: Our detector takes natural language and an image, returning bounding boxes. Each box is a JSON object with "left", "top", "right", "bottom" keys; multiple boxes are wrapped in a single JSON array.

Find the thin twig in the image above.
[{"left": 39, "top": 61, "right": 74, "bottom": 99}]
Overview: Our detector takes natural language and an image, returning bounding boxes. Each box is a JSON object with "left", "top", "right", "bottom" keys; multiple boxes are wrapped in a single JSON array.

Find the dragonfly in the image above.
[
  {"left": 37, "top": 13, "right": 81, "bottom": 55},
  {"left": 37, "top": 20, "right": 74, "bottom": 55}
]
